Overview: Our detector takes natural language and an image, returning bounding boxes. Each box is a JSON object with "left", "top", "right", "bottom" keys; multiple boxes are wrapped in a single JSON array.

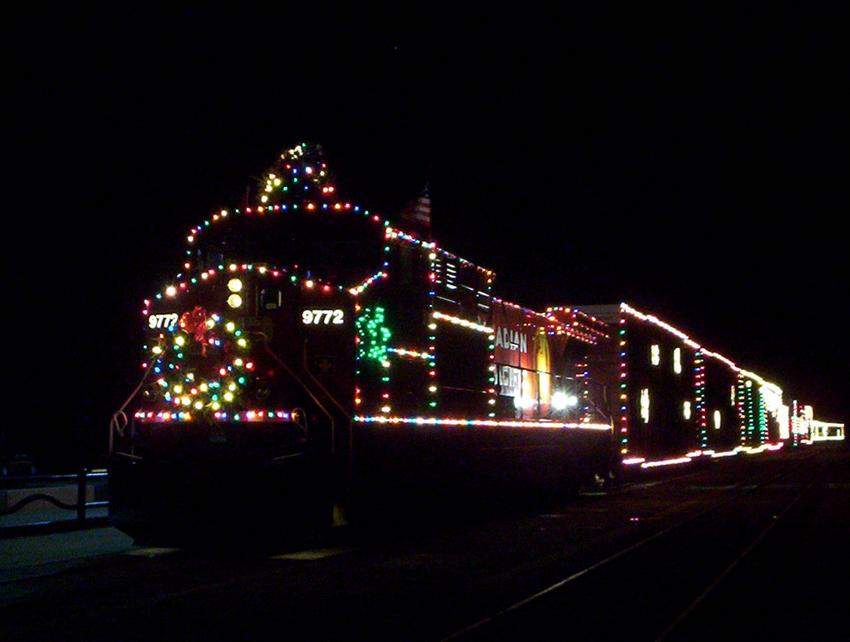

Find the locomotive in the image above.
[{"left": 110, "top": 142, "right": 836, "bottom": 540}]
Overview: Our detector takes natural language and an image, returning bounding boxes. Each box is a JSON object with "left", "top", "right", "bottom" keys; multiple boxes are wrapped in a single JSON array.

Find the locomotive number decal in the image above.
[
  {"left": 148, "top": 313, "right": 179, "bottom": 330},
  {"left": 302, "top": 309, "right": 345, "bottom": 325}
]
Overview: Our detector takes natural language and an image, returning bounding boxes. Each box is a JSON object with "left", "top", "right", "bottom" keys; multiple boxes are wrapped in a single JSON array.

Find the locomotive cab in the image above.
[{"left": 111, "top": 192, "right": 388, "bottom": 541}]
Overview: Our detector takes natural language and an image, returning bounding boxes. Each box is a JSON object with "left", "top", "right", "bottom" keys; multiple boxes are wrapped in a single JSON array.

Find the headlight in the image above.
[{"left": 552, "top": 391, "right": 579, "bottom": 411}]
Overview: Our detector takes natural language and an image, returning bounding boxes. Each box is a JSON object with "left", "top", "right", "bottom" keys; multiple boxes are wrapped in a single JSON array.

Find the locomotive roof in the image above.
[{"left": 149, "top": 142, "right": 603, "bottom": 344}]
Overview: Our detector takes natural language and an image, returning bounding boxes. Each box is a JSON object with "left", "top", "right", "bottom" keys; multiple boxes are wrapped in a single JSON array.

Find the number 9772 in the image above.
[{"left": 302, "top": 309, "right": 344, "bottom": 325}]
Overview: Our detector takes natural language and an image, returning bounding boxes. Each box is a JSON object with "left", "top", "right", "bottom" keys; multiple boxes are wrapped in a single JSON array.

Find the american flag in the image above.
[{"left": 400, "top": 186, "right": 431, "bottom": 233}]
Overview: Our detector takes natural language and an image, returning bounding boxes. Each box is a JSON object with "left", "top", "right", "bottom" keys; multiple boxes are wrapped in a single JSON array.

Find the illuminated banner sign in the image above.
[
  {"left": 494, "top": 327, "right": 527, "bottom": 354},
  {"left": 491, "top": 302, "right": 569, "bottom": 414},
  {"left": 492, "top": 304, "right": 536, "bottom": 370},
  {"left": 496, "top": 365, "right": 521, "bottom": 397}
]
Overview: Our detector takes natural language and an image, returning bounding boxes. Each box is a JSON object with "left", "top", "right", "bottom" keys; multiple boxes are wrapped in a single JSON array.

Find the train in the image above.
[{"left": 109, "top": 142, "right": 844, "bottom": 540}]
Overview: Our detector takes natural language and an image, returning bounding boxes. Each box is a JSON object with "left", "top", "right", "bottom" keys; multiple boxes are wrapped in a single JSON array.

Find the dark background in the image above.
[{"left": 6, "top": 7, "right": 847, "bottom": 468}]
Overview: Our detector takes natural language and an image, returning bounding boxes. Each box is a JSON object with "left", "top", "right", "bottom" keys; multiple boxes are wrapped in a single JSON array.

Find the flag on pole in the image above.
[{"left": 399, "top": 185, "right": 432, "bottom": 237}]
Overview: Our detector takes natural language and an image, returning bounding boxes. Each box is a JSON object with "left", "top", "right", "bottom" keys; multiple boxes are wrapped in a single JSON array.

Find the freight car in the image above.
[
  {"left": 110, "top": 142, "right": 841, "bottom": 539},
  {"left": 563, "top": 303, "right": 788, "bottom": 470}
]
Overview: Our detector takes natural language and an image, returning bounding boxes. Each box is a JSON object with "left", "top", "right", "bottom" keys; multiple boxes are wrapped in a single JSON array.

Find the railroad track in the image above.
[
  {"left": 3, "top": 449, "right": 840, "bottom": 642},
  {"left": 653, "top": 479, "right": 812, "bottom": 641},
  {"left": 443, "top": 452, "right": 817, "bottom": 641}
]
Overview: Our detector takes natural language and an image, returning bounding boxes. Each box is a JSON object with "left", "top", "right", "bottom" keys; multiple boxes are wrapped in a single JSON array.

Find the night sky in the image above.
[{"left": 8, "top": 8, "right": 847, "bottom": 466}]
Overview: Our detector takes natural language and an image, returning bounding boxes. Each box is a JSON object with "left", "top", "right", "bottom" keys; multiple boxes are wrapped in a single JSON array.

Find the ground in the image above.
[{"left": 1, "top": 446, "right": 847, "bottom": 641}]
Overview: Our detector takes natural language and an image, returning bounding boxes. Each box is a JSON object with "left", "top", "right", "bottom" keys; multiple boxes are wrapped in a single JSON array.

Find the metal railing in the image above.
[{"left": 0, "top": 468, "right": 109, "bottom": 537}]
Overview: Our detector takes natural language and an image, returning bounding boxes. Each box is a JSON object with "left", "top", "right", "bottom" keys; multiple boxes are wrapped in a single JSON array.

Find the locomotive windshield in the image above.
[{"left": 192, "top": 210, "right": 384, "bottom": 285}]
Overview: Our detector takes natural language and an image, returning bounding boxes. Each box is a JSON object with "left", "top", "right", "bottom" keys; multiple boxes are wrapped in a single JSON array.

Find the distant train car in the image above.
[
  {"left": 110, "top": 143, "right": 613, "bottom": 539},
  {"left": 572, "top": 303, "right": 787, "bottom": 470}
]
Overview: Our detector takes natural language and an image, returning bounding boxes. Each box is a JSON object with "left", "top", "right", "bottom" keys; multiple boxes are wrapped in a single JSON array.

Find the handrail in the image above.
[
  {"left": 259, "top": 334, "right": 337, "bottom": 455},
  {"left": 110, "top": 357, "right": 158, "bottom": 455},
  {"left": 0, "top": 470, "right": 108, "bottom": 488},
  {"left": 0, "top": 468, "right": 108, "bottom": 537},
  {"left": 301, "top": 339, "right": 355, "bottom": 505},
  {"left": 302, "top": 339, "right": 351, "bottom": 420}
]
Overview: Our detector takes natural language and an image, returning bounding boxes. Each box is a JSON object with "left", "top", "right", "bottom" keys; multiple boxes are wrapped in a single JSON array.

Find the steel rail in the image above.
[
  {"left": 441, "top": 453, "right": 813, "bottom": 640},
  {"left": 653, "top": 479, "right": 815, "bottom": 641}
]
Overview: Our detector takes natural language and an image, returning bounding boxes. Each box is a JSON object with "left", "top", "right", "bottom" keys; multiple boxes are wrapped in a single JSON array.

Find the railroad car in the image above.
[
  {"left": 109, "top": 143, "right": 614, "bottom": 538},
  {"left": 572, "top": 303, "right": 787, "bottom": 469}
]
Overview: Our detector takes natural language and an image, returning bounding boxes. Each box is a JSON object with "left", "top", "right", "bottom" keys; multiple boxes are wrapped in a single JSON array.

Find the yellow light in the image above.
[
  {"left": 432, "top": 311, "right": 492, "bottom": 333},
  {"left": 211, "top": 402, "right": 220, "bottom": 410},
  {"left": 234, "top": 358, "right": 243, "bottom": 367},
  {"left": 227, "top": 278, "right": 243, "bottom": 293},
  {"left": 181, "top": 396, "right": 191, "bottom": 406},
  {"left": 173, "top": 385, "right": 183, "bottom": 394},
  {"left": 237, "top": 338, "right": 247, "bottom": 348},
  {"left": 199, "top": 383, "right": 208, "bottom": 392},
  {"left": 165, "top": 286, "right": 177, "bottom": 297},
  {"left": 428, "top": 385, "right": 437, "bottom": 393},
  {"left": 152, "top": 346, "right": 162, "bottom": 355},
  {"left": 227, "top": 293, "right": 243, "bottom": 308},
  {"left": 225, "top": 322, "right": 235, "bottom": 332},
  {"left": 228, "top": 382, "right": 237, "bottom": 391},
  {"left": 640, "top": 388, "right": 650, "bottom": 423},
  {"left": 174, "top": 336, "right": 185, "bottom": 347},
  {"left": 194, "top": 401, "right": 203, "bottom": 410},
  {"left": 223, "top": 392, "right": 234, "bottom": 402}
]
